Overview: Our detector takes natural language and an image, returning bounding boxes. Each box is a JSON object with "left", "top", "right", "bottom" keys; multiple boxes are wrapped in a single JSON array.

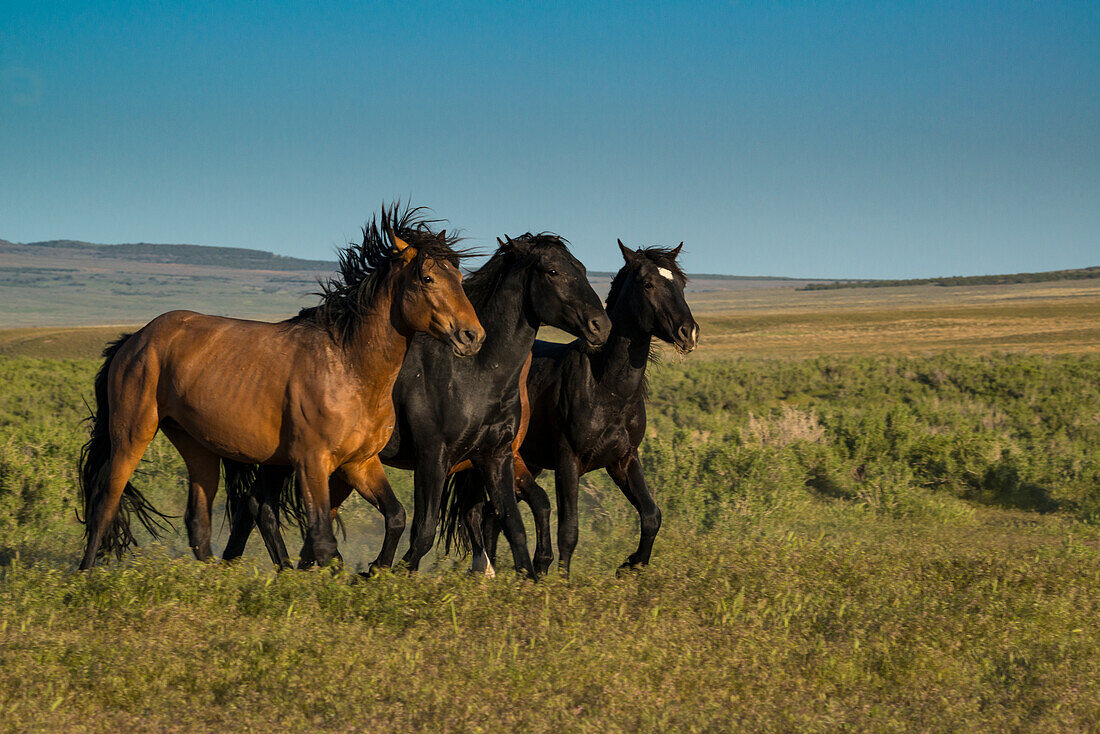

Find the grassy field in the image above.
[
  {"left": 2, "top": 280, "right": 1100, "bottom": 731},
  {"left": 7, "top": 277, "right": 1100, "bottom": 361}
]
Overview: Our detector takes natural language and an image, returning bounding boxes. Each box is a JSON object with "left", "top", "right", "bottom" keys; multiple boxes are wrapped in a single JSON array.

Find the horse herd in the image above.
[{"left": 77, "top": 203, "right": 700, "bottom": 579}]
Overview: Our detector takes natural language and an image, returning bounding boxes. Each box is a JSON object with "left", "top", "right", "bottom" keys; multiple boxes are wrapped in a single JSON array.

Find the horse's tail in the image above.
[
  {"left": 78, "top": 333, "right": 174, "bottom": 559},
  {"left": 222, "top": 461, "right": 345, "bottom": 539},
  {"left": 222, "top": 459, "right": 262, "bottom": 525},
  {"left": 440, "top": 467, "right": 484, "bottom": 557}
]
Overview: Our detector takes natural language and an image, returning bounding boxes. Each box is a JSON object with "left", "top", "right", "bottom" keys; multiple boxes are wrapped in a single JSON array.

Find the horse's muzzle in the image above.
[
  {"left": 583, "top": 311, "right": 612, "bottom": 348},
  {"left": 449, "top": 327, "right": 485, "bottom": 357},
  {"left": 674, "top": 322, "right": 699, "bottom": 353}
]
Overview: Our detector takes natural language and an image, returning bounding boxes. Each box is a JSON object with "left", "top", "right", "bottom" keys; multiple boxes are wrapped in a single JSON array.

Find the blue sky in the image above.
[{"left": 1, "top": 1, "right": 1096, "bottom": 278}]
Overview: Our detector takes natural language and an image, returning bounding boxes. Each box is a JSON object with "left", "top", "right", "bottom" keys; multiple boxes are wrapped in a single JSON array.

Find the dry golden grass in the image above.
[
  {"left": 528, "top": 279, "right": 1100, "bottom": 361},
  {"left": 6, "top": 277, "right": 1100, "bottom": 361}
]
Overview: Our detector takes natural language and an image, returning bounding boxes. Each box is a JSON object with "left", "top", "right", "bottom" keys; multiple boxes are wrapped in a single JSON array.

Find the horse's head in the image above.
[
  {"left": 387, "top": 219, "right": 485, "bottom": 358},
  {"left": 608, "top": 239, "right": 699, "bottom": 353},
  {"left": 499, "top": 233, "right": 610, "bottom": 347}
]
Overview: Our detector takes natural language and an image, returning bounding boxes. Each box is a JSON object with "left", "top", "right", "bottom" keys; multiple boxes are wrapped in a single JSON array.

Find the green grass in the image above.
[
  {"left": 3, "top": 351, "right": 1100, "bottom": 731},
  {"left": 1, "top": 512, "right": 1099, "bottom": 732}
]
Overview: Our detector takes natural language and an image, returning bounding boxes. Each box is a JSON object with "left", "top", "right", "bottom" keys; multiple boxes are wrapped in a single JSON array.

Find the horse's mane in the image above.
[
  {"left": 605, "top": 245, "right": 688, "bottom": 312},
  {"left": 463, "top": 232, "right": 570, "bottom": 310},
  {"left": 291, "top": 203, "right": 472, "bottom": 345}
]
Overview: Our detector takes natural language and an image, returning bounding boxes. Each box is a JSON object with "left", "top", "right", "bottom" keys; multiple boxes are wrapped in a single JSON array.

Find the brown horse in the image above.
[{"left": 77, "top": 204, "right": 483, "bottom": 569}]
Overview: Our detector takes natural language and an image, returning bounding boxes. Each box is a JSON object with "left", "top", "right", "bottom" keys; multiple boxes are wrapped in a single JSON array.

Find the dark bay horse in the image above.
[
  {"left": 77, "top": 204, "right": 483, "bottom": 569},
  {"left": 444, "top": 240, "right": 698, "bottom": 575},
  {"left": 224, "top": 233, "right": 611, "bottom": 578}
]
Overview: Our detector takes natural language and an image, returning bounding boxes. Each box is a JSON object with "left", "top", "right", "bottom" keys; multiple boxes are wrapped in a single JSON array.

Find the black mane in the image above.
[
  {"left": 463, "top": 232, "right": 570, "bottom": 310},
  {"left": 605, "top": 245, "right": 688, "bottom": 312},
  {"left": 291, "top": 203, "right": 472, "bottom": 344}
]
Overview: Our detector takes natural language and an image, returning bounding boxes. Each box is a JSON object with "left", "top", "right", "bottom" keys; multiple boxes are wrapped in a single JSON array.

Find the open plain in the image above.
[{"left": 2, "top": 272, "right": 1100, "bottom": 731}]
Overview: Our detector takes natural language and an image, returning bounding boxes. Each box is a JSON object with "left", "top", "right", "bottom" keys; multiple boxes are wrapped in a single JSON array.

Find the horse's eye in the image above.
[
  {"left": 422, "top": 275, "right": 434, "bottom": 284},
  {"left": 548, "top": 269, "right": 558, "bottom": 277},
  {"left": 644, "top": 281, "right": 655, "bottom": 290}
]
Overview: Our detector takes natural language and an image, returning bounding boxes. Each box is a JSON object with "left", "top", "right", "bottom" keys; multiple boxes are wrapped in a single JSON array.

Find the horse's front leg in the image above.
[
  {"left": 476, "top": 450, "right": 535, "bottom": 580},
  {"left": 337, "top": 457, "right": 406, "bottom": 573},
  {"left": 606, "top": 448, "right": 661, "bottom": 569},
  {"left": 296, "top": 458, "right": 340, "bottom": 569},
  {"left": 484, "top": 460, "right": 552, "bottom": 574},
  {"left": 554, "top": 446, "right": 582, "bottom": 577},
  {"left": 401, "top": 445, "right": 448, "bottom": 572}
]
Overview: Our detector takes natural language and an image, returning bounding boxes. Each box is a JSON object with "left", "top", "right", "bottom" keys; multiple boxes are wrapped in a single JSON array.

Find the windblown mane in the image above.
[
  {"left": 291, "top": 203, "right": 472, "bottom": 344},
  {"left": 462, "top": 232, "right": 570, "bottom": 310},
  {"left": 605, "top": 245, "right": 688, "bottom": 312}
]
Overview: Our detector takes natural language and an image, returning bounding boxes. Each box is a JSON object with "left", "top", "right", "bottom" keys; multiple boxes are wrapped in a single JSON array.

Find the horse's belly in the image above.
[
  {"left": 158, "top": 368, "right": 288, "bottom": 462},
  {"left": 167, "top": 409, "right": 286, "bottom": 463}
]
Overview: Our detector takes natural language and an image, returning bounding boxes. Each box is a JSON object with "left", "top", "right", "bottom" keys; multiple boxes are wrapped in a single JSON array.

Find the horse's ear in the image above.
[
  {"left": 617, "top": 239, "right": 635, "bottom": 263},
  {"left": 496, "top": 236, "right": 507, "bottom": 248},
  {"left": 392, "top": 234, "right": 418, "bottom": 263},
  {"left": 671, "top": 241, "right": 684, "bottom": 258},
  {"left": 438, "top": 229, "right": 446, "bottom": 240}
]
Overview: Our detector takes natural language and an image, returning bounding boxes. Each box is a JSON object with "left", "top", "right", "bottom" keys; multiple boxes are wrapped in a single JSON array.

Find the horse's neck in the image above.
[
  {"left": 472, "top": 269, "right": 537, "bottom": 374},
  {"left": 592, "top": 312, "right": 651, "bottom": 398},
  {"left": 345, "top": 279, "right": 412, "bottom": 399}
]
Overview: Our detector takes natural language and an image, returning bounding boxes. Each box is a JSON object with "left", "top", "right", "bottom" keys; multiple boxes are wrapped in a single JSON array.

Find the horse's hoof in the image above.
[{"left": 363, "top": 562, "right": 393, "bottom": 577}]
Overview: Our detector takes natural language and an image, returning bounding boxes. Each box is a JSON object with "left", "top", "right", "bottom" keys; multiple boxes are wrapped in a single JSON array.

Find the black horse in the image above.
[
  {"left": 445, "top": 240, "right": 698, "bottom": 575},
  {"left": 224, "top": 233, "right": 610, "bottom": 578}
]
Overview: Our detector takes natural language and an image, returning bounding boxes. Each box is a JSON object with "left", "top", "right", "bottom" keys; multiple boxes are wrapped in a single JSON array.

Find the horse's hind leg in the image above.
[
  {"left": 255, "top": 467, "right": 293, "bottom": 568},
  {"left": 516, "top": 457, "right": 553, "bottom": 575},
  {"left": 80, "top": 437, "right": 157, "bottom": 569},
  {"left": 162, "top": 426, "right": 221, "bottom": 561},
  {"left": 607, "top": 448, "right": 661, "bottom": 569},
  {"left": 464, "top": 501, "right": 496, "bottom": 578},
  {"left": 80, "top": 400, "right": 160, "bottom": 570},
  {"left": 223, "top": 466, "right": 293, "bottom": 569},
  {"left": 222, "top": 491, "right": 258, "bottom": 562}
]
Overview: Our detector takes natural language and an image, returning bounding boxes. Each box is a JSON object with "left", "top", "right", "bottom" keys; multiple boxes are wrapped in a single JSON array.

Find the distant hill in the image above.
[
  {"left": 5, "top": 239, "right": 335, "bottom": 271},
  {"left": 1, "top": 237, "right": 809, "bottom": 284},
  {"left": 799, "top": 266, "right": 1100, "bottom": 291},
  {"left": 3, "top": 235, "right": 814, "bottom": 328},
  {"left": 588, "top": 271, "right": 806, "bottom": 281}
]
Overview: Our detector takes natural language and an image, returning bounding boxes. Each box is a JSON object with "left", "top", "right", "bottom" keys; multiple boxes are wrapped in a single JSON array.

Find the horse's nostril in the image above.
[
  {"left": 588, "top": 318, "right": 603, "bottom": 335},
  {"left": 461, "top": 329, "right": 477, "bottom": 344}
]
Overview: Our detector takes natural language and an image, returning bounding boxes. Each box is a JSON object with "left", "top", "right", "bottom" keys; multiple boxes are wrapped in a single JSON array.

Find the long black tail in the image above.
[
  {"left": 77, "top": 333, "right": 174, "bottom": 560},
  {"left": 440, "top": 467, "right": 486, "bottom": 557},
  {"left": 222, "top": 459, "right": 263, "bottom": 525},
  {"left": 222, "top": 461, "right": 345, "bottom": 539}
]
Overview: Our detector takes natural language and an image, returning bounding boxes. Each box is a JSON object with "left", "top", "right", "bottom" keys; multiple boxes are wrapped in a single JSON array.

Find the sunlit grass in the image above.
[{"left": 3, "top": 285, "right": 1100, "bottom": 730}]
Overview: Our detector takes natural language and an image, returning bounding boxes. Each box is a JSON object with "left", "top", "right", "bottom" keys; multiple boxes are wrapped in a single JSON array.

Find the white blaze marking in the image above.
[{"left": 658, "top": 267, "right": 674, "bottom": 281}]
